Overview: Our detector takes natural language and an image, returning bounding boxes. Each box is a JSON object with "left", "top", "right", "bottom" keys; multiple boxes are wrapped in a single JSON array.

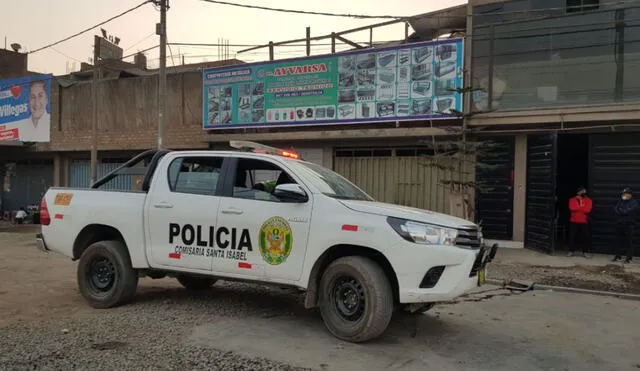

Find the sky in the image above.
[{"left": 2, "top": 0, "right": 465, "bottom": 75}]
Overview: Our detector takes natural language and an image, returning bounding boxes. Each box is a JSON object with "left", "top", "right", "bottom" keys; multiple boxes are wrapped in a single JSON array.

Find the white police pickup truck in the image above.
[{"left": 36, "top": 141, "right": 496, "bottom": 343}]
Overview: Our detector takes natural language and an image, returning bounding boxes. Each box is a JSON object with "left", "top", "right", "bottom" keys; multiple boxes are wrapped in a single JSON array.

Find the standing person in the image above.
[
  {"left": 568, "top": 186, "right": 593, "bottom": 257},
  {"left": 613, "top": 188, "right": 639, "bottom": 263}
]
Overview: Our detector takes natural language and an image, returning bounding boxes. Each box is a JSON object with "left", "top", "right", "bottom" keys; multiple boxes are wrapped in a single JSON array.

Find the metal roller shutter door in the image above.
[
  {"left": 68, "top": 161, "right": 133, "bottom": 190},
  {"left": 475, "top": 136, "right": 515, "bottom": 240},
  {"left": 589, "top": 133, "right": 640, "bottom": 256}
]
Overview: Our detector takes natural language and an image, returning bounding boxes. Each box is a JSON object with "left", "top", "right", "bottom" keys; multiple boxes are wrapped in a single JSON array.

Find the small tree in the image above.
[{"left": 420, "top": 86, "right": 501, "bottom": 223}]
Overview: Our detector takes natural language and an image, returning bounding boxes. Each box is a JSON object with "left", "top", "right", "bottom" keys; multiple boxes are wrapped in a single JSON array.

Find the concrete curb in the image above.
[{"left": 486, "top": 278, "right": 640, "bottom": 301}]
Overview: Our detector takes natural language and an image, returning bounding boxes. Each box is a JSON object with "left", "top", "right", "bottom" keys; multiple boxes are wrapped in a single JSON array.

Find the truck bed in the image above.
[{"left": 41, "top": 188, "right": 149, "bottom": 268}]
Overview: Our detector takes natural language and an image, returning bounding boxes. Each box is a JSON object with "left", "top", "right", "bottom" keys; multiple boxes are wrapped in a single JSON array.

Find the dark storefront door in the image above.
[
  {"left": 475, "top": 136, "right": 515, "bottom": 240},
  {"left": 589, "top": 133, "right": 640, "bottom": 256},
  {"left": 525, "top": 134, "right": 558, "bottom": 254},
  {"left": 2, "top": 161, "right": 53, "bottom": 212}
]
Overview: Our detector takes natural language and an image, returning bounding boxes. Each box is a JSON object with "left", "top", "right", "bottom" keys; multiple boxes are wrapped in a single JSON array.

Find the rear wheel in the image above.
[
  {"left": 77, "top": 240, "right": 139, "bottom": 309},
  {"left": 318, "top": 256, "right": 393, "bottom": 343},
  {"left": 176, "top": 275, "right": 217, "bottom": 290}
]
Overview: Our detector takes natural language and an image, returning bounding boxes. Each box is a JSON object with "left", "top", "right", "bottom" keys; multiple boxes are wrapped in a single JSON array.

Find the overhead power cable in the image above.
[
  {"left": 198, "top": 0, "right": 640, "bottom": 21},
  {"left": 198, "top": 0, "right": 408, "bottom": 19},
  {"left": 166, "top": 39, "right": 200, "bottom": 122},
  {"left": 50, "top": 47, "right": 83, "bottom": 63},
  {"left": 28, "top": 1, "right": 152, "bottom": 55},
  {"left": 124, "top": 32, "right": 157, "bottom": 52}
]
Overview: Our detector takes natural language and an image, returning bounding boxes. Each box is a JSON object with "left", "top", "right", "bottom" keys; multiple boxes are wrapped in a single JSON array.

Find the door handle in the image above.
[
  {"left": 153, "top": 202, "right": 174, "bottom": 209},
  {"left": 221, "top": 208, "right": 243, "bottom": 215}
]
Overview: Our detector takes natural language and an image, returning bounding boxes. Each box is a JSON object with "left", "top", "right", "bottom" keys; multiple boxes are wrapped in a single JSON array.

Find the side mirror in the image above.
[{"left": 273, "top": 183, "right": 308, "bottom": 203}]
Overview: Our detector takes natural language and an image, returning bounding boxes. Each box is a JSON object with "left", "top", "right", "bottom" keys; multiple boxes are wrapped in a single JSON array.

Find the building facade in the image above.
[
  {"left": 4, "top": 1, "right": 638, "bottom": 257},
  {"left": 468, "top": 0, "right": 640, "bottom": 255},
  {"left": 1, "top": 4, "right": 470, "bottom": 217}
]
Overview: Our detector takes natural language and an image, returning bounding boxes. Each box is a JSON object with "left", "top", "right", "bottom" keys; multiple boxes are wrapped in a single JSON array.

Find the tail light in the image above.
[{"left": 40, "top": 197, "right": 51, "bottom": 226}]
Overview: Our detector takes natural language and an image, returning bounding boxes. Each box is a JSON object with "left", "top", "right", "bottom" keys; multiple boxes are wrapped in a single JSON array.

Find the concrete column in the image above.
[
  {"left": 512, "top": 134, "right": 527, "bottom": 242},
  {"left": 53, "top": 153, "right": 62, "bottom": 187},
  {"left": 62, "top": 156, "right": 70, "bottom": 187},
  {"left": 323, "top": 146, "right": 333, "bottom": 169},
  {"left": 463, "top": 2, "right": 473, "bottom": 116},
  {"left": 0, "top": 164, "right": 5, "bottom": 213}
]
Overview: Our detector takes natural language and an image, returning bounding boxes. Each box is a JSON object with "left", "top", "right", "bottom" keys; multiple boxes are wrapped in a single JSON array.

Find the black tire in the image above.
[
  {"left": 318, "top": 256, "right": 394, "bottom": 343},
  {"left": 77, "top": 240, "right": 139, "bottom": 309},
  {"left": 176, "top": 275, "right": 217, "bottom": 290}
]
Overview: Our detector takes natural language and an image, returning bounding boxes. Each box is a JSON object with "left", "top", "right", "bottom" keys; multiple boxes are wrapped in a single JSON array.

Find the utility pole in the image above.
[
  {"left": 156, "top": 0, "right": 168, "bottom": 149},
  {"left": 90, "top": 40, "right": 101, "bottom": 185}
]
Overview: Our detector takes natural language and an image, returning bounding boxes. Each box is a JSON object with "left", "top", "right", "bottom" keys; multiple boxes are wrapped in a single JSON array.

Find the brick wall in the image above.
[
  {"left": 40, "top": 71, "right": 208, "bottom": 152},
  {"left": 0, "top": 49, "right": 28, "bottom": 79}
]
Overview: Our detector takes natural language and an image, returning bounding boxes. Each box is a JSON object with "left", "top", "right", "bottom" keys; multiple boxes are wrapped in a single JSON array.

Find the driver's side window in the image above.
[{"left": 232, "top": 158, "right": 296, "bottom": 202}]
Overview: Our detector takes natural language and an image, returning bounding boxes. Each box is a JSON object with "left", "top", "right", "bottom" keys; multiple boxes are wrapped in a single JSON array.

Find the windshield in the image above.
[{"left": 291, "top": 161, "right": 374, "bottom": 201}]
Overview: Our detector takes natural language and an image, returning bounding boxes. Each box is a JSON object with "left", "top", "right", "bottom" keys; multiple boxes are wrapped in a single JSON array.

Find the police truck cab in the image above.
[{"left": 36, "top": 141, "right": 496, "bottom": 343}]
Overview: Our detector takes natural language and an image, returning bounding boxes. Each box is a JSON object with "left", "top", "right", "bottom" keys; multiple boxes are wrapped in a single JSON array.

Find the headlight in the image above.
[{"left": 387, "top": 217, "right": 458, "bottom": 246}]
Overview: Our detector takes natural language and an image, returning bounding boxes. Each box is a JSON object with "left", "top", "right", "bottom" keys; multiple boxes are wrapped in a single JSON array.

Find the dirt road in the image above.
[{"left": 1, "top": 229, "right": 639, "bottom": 370}]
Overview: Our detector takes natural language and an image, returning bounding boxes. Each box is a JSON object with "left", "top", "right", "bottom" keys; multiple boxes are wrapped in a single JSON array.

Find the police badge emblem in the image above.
[{"left": 258, "top": 216, "right": 293, "bottom": 265}]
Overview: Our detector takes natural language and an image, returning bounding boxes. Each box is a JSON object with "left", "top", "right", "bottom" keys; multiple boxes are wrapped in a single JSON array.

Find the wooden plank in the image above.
[
  {"left": 238, "top": 19, "right": 402, "bottom": 53},
  {"left": 335, "top": 35, "right": 364, "bottom": 50}
]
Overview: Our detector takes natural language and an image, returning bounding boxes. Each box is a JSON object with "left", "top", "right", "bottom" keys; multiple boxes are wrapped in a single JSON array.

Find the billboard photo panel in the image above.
[
  {"left": 202, "top": 38, "right": 464, "bottom": 130},
  {"left": 0, "top": 74, "right": 53, "bottom": 142}
]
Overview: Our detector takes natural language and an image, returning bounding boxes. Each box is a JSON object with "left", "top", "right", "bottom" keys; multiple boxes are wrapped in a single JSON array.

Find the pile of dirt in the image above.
[{"left": 489, "top": 262, "right": 640, "bottom": 295}]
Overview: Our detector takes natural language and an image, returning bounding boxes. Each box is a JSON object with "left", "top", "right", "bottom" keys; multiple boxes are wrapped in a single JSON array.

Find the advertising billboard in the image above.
[
  {"left": 202, "top": 38, "right": 464, "bottom": 130},
  {"left": 0, "top": 74, "right": 52, "bottom": 142}
]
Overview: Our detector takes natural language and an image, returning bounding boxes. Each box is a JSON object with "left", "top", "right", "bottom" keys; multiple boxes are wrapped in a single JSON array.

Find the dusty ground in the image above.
[
  {"left": 488, "top": 250, "right": 640, "bottom": 294},
  {"left": 1, "top": 228, "right": 640, "bottom": 370}
]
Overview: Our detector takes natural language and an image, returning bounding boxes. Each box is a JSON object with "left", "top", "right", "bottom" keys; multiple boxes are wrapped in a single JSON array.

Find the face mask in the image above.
[{"left": 622, "top": 196, "right": 630, "bottom": 200}]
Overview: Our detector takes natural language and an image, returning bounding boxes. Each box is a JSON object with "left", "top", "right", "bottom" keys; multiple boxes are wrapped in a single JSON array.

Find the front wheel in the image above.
[
  {"left": 318, "top": 256, "right": 394, "bottom": 343},
  {"left": 77, "top": 240, "right": 139, "bottom": 309}
]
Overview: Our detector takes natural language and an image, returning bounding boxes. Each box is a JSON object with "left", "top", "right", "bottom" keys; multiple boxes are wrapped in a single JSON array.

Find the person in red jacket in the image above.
[{"left": 568, "top": 186, "right": 593, "bottom": 257}]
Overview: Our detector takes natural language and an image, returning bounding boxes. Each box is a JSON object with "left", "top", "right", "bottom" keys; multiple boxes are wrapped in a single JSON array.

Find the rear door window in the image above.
[{"left": 167, "top": 156, "right": 224, "bottom": 196}]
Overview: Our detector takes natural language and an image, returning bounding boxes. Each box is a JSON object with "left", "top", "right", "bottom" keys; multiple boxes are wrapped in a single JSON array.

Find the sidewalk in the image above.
[
  {"left": 489, "top": 247, "right": 640, "bottom": 294},
  {"left": 0, "top": 221, "right": 40, "bottom": 234},
  {"left": 493, "top": 247, "right": 640, "bottom": 274}
]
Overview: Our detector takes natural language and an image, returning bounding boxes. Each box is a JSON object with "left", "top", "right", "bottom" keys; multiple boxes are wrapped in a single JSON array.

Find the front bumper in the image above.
[
  {"left": 392, "top": 241, "right": 498, "bottom": 304},
  {"left": 35, "top": 233, "right": 50, "bottom": 252}
]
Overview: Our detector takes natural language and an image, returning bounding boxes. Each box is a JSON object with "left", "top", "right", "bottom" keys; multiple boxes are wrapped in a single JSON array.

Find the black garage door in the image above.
[
  {"left": 525, "top": 134, "right": 558, "bottom": 254},
  {"left": 475, "top": 136, "right": 515, "bottom": 240},
  {"left": 589, "top": 133, "right": 640, "bottom": 256}
]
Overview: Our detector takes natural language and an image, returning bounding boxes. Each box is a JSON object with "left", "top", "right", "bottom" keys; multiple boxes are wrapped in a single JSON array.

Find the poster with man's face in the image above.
[{"left": 0, "top": 74, "right": 52, "bottom": 142}]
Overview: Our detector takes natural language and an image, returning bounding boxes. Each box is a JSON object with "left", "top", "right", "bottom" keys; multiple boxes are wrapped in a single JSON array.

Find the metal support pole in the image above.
[
  {"left": 306, "top": 27, "right": 311, "bottom": 56},
  {"left": 614, "top": 8, "right": 625, "bottom": 102},
  {"left": 487, "top": 25, "right": 495, "bottom": 110},
  {"left": 268, "top": 41, "right": 274, "bottom": 61},
  {"left": 90, "top": 38, "right": 100, "bottom": 185},
  {"left": 331, "top": 33, "right": 336, "bottom": 54},
  {"left": 404, "top": 21, "right": 409, "bottom": 43},
  {"left": 157, "top": 0, "right": 168, "bottom": 149}
]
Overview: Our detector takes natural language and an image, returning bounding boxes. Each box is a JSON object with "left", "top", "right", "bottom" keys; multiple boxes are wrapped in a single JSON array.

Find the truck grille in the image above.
[
  {"left": 469, "top": 243, "right": 488, "bottom": 277},
  {"left": 455, "top": 227, "right": 481, "bottom": 249}
]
